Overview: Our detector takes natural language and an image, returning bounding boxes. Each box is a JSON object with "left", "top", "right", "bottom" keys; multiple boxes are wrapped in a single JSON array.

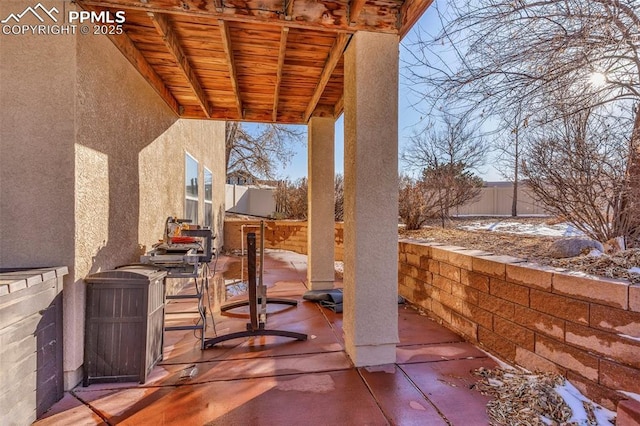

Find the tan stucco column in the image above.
[
  {"left": 343, "top": 31, "right": 399, "bottom": 366},
  {"left": 307, "top": 116, "right": 336, "bottom": 290}
]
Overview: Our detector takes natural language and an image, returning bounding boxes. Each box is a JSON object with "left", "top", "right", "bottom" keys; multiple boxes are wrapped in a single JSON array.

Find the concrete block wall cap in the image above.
[
  {"left": 475, "top": 254, "right": 526, "bottom": 264},
  {"left": 398, "top": 238, "right": 441, "bottom": 245},
  {"left": 616, "top": 398, "right": 640, "bottom": 425},
  {"left": 434, "top": 245, "right": 468, "bottom": 251},
  {"left": 556, "top": 269, "right": 631, "bottom": 285},
  {"left": 553, "top": 272, "right": 629, "bottom": 309},
  {"left": 630, "top": 286, "right": 640, "bottom": 313},
  {"left": 454, "top": 249, "right": 494, "bottom": 256},
  {"left": 508, "top": 262, "right": 560, "bottom": 273}
]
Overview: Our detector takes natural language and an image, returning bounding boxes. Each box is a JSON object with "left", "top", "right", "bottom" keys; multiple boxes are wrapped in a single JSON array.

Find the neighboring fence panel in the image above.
[
  {"left": 225, "top": 184, "right": 276, "bottom": 218},
  {"left": 455, "top": 183, "right": 549, "bottom": 216}
]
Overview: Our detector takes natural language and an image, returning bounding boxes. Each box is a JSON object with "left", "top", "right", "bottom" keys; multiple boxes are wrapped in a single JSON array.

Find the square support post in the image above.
[
  {"left": 307, "top": 116, "right": 336, "bottom": 290},
  {"left": 343, "top": 31, "right": 400, "bottom": 366}
]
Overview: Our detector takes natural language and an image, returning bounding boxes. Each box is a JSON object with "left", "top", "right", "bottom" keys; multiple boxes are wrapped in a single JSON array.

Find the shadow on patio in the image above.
[{"left": 35, "top": 250, "right": 496, "bottom": 425}]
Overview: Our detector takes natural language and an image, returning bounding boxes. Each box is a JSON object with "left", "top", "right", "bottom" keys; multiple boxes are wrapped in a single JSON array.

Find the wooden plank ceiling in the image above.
[{"left": 77, "top": 0, "right": 433, "bottom": 124}]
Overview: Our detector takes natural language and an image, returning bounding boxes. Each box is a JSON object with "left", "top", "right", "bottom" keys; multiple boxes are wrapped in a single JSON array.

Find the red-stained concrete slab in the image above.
[
  {"left": 360, "top": 364, "right": 448, "bottom": 425},
  {"left": 34, "top": 393, "right": 105, "bottom": 425},
  {"left": 36, "top": 251, "right": 501, "bottom": 426},
  {"left": 396, "top": 342, "right": 488, "bottom": 364},
  {"left": 82, "top": 371, "right": 388, "bottom": 426},
  {"left": 147, "top": 351, "right": 352, "bottom": 386},
  {"left": 398, "top": 306, "right": 465, "bottom": 345},
  {"left": 400, "top": 358, "right": 498, "bottom": 425}
]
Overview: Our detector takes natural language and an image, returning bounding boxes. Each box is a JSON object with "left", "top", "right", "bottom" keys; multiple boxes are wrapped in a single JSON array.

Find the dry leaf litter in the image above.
[
  {"left": 473, "top": 367, "right": 607, "bottom": 425},
  {"left": 400, "top": 217, "right": 640, "bottom": 283}
]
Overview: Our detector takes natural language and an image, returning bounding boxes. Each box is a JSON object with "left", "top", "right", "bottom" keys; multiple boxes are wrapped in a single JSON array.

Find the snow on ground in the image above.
[
  {"left": 458, "top": 220, "right": 584, "bottom": 237},
  {"left": 554, "top": 381, "right": 616, "bottom": 425},
  {"left": 620, "top": 391, "right": 640, "bottom": 403}
]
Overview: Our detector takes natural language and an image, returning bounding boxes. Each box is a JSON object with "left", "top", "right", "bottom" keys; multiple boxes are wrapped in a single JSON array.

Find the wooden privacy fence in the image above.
[{"left": 455, "top": 183, "right": 549, "bottom": 216}]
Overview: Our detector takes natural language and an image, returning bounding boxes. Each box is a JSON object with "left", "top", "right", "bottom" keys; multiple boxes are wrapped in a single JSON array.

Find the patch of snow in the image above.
[
  {"left": 629, "top": 267, "right": 640, "bottom": 274},
  {"left": 540, "top": 415, "right": 553, "bottom": 425},
  {"left": 555, "top": 381, "right": 616, "bottom": 425},
  {"left": 564, "top": 224, "right": 583, "bottom": 237},
  {"left": 458, "top": 221, "right": 584, "bottom": 237},
  {"left": 588, "top": 249, "right": 603, "bottom": 257},
  {"left": 487, "top": 378, "right": 504, "bottom": 387},
  {"left": 620, "top": 391, "right": 640, "bottom": 403},
  {"left": 479, "top": 349, "right": 519, "bottom": 371},
  {"left": 618, "top": 333, "right": 640, "bottom": 343}
]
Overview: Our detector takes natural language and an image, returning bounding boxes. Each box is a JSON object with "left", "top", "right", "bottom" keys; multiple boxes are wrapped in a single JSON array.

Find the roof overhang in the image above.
[{"left": 77, "top": 0, "right": 433, "bottom": 124}]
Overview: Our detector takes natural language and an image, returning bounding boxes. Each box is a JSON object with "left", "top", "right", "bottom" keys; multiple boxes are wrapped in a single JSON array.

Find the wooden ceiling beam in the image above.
[
  {"left": 76, "top": 0, "right": 397, "bottom": 35},
  {"left": 399, "top": 0, "right": 434, "bottom": 38},
  {"left": 349, "top": 0, "right": 367, "bottom": 25},
  {"left": 272, "top": 27, "right": 289, "bottom": 122},
  {"left": 149, "top": 12, "right": 212, "bottom": 117},
  {"left": 303, "top": 33, "right": 350, "bottom": 122},
  {"left": 285, "top": 0, "right": 295, "bottom": 20},
  {"left": 218, "top": 19, "right": 243, "bottom": 118},
  {"left": 333, "top": 93, "right": 344, "bottom": 118}
]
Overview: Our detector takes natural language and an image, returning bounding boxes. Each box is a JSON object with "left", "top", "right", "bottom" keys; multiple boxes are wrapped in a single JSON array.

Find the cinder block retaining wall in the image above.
[
  {"left": 398, "top": 239, "right": 640, "bottom": 410},
  {"left": 224, "top": 220, "right": 344, "bottom": 261},
  {"left": 0, "top": 267, "right": 67, "bottom": 424}
]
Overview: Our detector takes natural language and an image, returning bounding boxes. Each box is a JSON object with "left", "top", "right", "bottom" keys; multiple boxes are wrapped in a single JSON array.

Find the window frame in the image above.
[
  {"left": 185, "top": 152, "right": 199, "bottom": 225},
  {"left": 203, "top": 167, "right": 213, "bottom": 228}
]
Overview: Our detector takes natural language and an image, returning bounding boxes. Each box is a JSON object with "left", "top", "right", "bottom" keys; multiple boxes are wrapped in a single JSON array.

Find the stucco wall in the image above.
[
  {"left": 398, "top": 239, "right": 640, "bottom": 411},
  {"left": 138, "top": 121, "right": 226, "bottom": 252},
  {"left": 1, "top": 1, "right": 226, "bottom": 391},
  {"left": 0, "top": 1, "right": 76, "bottom": 271}
]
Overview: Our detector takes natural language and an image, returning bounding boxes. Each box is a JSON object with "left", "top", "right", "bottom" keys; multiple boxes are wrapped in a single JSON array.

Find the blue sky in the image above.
[{"left": 275, "top": 2, "right": 503, "bottom": 182}]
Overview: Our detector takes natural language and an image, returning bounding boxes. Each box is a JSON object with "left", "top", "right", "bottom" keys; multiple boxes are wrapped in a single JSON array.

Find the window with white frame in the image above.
[
  {"left": 185, "top": 153, "right": 199, "bottom": 225},
  {"left": 204, "top": 167, "right": 213, "bottom": 228}
]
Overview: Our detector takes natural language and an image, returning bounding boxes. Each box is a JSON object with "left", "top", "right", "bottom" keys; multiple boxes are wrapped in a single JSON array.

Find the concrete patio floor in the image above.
[{"left": 35, "top": 250, "right": 497, "bottom": 425}]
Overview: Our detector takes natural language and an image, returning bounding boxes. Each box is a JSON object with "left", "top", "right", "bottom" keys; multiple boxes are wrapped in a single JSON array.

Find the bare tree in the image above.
[
  {"left": 406, "top": 0, "right": 640, "bottom": 242},
  {"left": 398, "top": 175, "right": 439, "bottom": 230},
  {"left": 274, "top": 175, "right": 345, "bottom": 221},
  {"left": 422, "top": 163, "right": 484, "bottom": 227},
  {"left": 274, "top": 178, "right": 308, "bottom": 219},
  {"left": 403, "top": 113, "right": 486, "bottom": 173},
  {"left": 522, "top": 105, "right": 637, "bottom": 244},
  {"left": 402, "top": 113, "right": 485, "bottom": 224},
  {"left": 225, "top": 122, "right": 304, "bottom": 180},
  {"left": 334, "top": 173, "right": 345, "bottom": 222},
  {"left": 494, "top": 109, "right": 529, "bottom": 216}
]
